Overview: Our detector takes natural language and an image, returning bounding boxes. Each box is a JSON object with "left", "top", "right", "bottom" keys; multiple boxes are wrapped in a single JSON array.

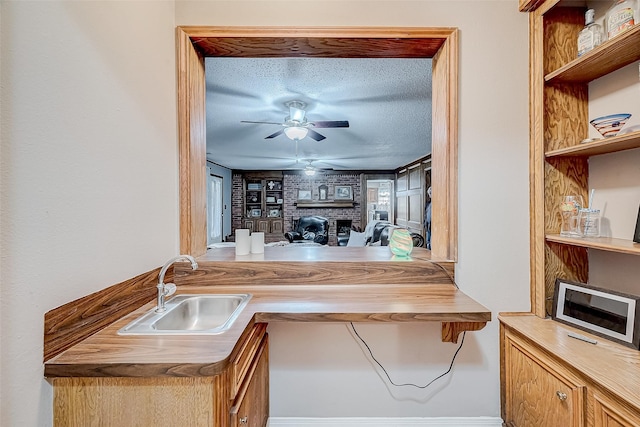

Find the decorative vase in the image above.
[{"left": 389, "top": 228, "right": 413, "bottom": 257}]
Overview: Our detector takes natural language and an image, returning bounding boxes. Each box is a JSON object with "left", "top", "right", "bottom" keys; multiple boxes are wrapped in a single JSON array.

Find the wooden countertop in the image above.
[
  {"left": 197, "top": 246, "right": 445, "bottom": 262},
  {"left": 45, "top": 283, "right": 491, "bottom": 378},
  {"left": 176, "top": 247, "right": 455, "bottom": 286}
]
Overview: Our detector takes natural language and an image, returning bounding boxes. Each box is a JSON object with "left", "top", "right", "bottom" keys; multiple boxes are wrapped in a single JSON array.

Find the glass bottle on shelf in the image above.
[
  {"left": 605, "top": 0, "right": 637, "bottom": 40},
  {"left": 577, "top": 9, "right": 604, "bottom": 57}
]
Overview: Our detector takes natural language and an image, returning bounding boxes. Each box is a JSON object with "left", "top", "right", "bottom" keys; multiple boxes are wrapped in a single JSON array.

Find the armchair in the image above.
[
  {"left": 364, "top": 220, "right": 425, "bottom": 248},
  {"left": 284, "top": 216, "right": 330, "bottom": 245}
]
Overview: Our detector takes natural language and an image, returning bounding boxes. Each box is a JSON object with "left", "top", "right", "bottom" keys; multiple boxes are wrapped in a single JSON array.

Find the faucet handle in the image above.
[{"left": 163, "top": 283, "right": 177, "bottom": 297}]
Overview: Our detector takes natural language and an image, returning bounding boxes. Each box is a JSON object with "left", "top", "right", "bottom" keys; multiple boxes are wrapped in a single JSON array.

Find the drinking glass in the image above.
[
  {"left": 578, "top": 208, "right": 601, "bottom": 237},
  {"left": 559, "top": 195, "right": 583, "bottom": 237}
]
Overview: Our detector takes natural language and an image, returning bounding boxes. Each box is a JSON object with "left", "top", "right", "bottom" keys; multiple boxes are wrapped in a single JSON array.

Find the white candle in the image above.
[
  {"left": 251, "top": 232, "right": 265, "bottom": 254},
  {"left": 235, "top": 229, "right": 251, "bottom": 256}
]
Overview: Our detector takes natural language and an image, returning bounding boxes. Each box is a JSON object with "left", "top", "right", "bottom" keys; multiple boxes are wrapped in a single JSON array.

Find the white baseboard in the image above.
[{"left": 267, "top": 417, "right": 504, "bottom": 427}]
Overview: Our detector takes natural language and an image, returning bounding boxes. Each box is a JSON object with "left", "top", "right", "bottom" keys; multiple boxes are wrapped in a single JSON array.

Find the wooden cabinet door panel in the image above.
[
  {"left": 505, "top": 337, "right": 585, "bottom": 427},
  {"left": 242, "top": 219, "right": 255, "bottom": 232},
  {"left": 230, "top": 335, "right": 269, "bottom": 427},
  {"left": 256, "top": 219, "right": 269, "bottom": 233},
  {"left": 231, "top": 324, "right": 267, "bottom": 398},
  {"left": 270, "top": 219, "right": 283, "bottom": 234},
  {"left": 594, "top": 392, "right": 640, "bottom": 427},
  {"left": 408, "top": 164, "right": 422, "bottom": 190}
]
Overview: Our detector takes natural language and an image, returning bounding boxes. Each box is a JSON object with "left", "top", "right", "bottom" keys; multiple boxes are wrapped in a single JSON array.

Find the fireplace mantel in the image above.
[{"left": 295, "top": 200, "right": 356, "bottom": 208}]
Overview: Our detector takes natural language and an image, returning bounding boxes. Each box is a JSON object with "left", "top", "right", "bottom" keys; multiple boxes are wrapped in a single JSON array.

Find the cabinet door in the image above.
[
  {"left": 256, "top": 219, "right": 269, "bottom": 233},
  {"left": 230, "top": 335, "right": 269, "bottom": 427},
  {"left": 504, "top": 336, "right": 585, "bottom": 427},
  {"left": 243, "top": 219, "right": 255, "bottom": 233},
  {"left": 593, "top": 392, "right": 640, "bottom": 427},
  {"left": 270, "top": 219, "right": 283, "bottom": 234},
  {"left": 231, "top": 324, "right": 267, "bottom": 398}
]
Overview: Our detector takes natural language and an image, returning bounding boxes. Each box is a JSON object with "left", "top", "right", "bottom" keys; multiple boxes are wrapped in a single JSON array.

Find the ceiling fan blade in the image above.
[
  {"left": 307, "top": 129, "right": 326, "bottom": 141},
  {"left": 241, "top": 120, "right": 284, "bottom": 125},
  {"left": 309, "top": 120, "right": 350, "bottom": 128},
  {"left": 265, "top": 129, "right": 284, "bottom": 139}
]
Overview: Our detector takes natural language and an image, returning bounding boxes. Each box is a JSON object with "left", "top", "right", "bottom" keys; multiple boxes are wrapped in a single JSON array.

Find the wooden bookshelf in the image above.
[{"left": 545, "top": 24, "right": 640, "bottom": 84}]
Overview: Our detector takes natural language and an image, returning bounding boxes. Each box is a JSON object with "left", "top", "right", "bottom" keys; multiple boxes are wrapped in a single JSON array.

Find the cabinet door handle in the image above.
[
  {"left": 556, "top": 391, "right": 567, "bottom": 401},
  {"left": 240, "top": 416, "right": 248, "bottom": 424}
]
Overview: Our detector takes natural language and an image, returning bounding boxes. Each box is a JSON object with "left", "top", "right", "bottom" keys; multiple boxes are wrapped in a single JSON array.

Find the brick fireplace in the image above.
[
  {"left": 231, "top": 171, "right": 362, "bottom": 245},
  {"left": 284, "top": 172, "right": 362, "bottom": 245}
]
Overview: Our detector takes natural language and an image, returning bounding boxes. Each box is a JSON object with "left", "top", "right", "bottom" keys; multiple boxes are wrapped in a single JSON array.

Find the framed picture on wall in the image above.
[
  {"left": 318, "top": 184, "right": 328, "bottom": 200},
  {"left": 334, "top": 185, "right": 353, "bottom": 200},
  {"left": 297, "top": 190, "right": 312, "bottom": 200}
]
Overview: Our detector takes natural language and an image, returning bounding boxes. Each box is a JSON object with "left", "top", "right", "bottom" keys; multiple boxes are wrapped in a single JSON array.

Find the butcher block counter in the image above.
[{"left": 44, "top": 247, "right": 490, "bottom": 378}]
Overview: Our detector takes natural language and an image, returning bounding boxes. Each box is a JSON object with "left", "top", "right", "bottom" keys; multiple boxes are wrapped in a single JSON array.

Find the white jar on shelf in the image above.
[{"left": 605, "top": 0, "right": 637, "bottom": 40}]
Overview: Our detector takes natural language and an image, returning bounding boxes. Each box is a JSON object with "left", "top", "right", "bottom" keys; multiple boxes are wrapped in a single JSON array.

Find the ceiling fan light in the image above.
[
  {"left": 284, "top": 126, "right": 309, "bottom": 141},
  {"left": 304, "top": 167, "right": 316, "bottom": 176}
]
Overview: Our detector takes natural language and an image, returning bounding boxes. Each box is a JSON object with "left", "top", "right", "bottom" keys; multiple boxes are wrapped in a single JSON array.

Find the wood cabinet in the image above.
[
  {"left": 243, "top": 217, "right": 283, "bottom": 235},
  {"left": 500, "top": 315, "right": 640, "bottom": 427},
  {"left": 241, "top": 172, "right": 284, "bottom": 242},
  {"left": 52, "top": 324, "right": 269, "bottom": 427},
  {"left": 503, "top": 321, "right": 586, "bottom": 427},
  {"left": 230, "top": 334, "right": 269, "bottom": 427}
]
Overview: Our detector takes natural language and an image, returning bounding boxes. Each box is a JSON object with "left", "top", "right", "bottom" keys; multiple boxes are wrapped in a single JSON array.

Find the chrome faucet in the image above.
[{"left": 156, "top": 255, "right": 198, "bottom": 313}]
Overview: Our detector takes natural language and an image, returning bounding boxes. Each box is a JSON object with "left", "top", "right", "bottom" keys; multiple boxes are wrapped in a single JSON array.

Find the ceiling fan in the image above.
[
  {"left": 240, "top": 101, "right": 349, "bottom": 142},
  {"left": 300, "top": 159, "right": 336, "bottom": 175}
]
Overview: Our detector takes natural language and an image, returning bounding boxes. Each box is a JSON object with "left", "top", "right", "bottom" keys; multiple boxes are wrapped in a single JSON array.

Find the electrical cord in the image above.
[
  {"left": 347, "top": 258, "right": 464, "bottom": 389},
  {"left": 349, "top": 322, "right": 466, "bottom": 389}
]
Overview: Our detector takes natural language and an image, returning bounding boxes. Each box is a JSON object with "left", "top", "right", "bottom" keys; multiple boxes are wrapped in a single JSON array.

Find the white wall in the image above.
[
  {"left": 177, "top": 0, "right": 531, "bottom": 419},
  {"left": 585, "top": 0, "right": 640, "bottom": 307},
  {"left": 1, "top": 1, "right": 531, "bottom": 426},
  {"left": 0, "top": 2, "right": 177, "bottom": 426},
  {"left": 588, "top": 61, "right": 640, "bottom": 295}
]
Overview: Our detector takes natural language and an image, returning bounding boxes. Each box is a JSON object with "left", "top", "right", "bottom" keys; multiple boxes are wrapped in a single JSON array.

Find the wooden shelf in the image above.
[
  {"left": 295, "top": 200, "right": 355, "bottom": 208},
  {"left": 545, "top": 24, "right": 640, "bottom": 84},
  {"left": 545, "top": 131, "right": 640, "bottom": 158},
  {"left": 545, "top": 234, "right": 640, "bottom": 256}
]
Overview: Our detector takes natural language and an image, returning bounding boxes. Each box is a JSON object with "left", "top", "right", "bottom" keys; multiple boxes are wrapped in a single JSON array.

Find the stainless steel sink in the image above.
[{"left": 118, "top": 294, "right": 251, "bottom": 335}]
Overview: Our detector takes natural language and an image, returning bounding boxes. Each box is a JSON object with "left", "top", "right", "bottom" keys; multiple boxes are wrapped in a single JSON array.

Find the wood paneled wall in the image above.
[{"left": 396, "top": 160, "right": 430, "bottom": 235}]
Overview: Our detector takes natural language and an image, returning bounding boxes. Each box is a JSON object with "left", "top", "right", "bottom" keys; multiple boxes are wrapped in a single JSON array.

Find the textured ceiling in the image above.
[{"left": 205, "top": 57, "right": 432, "bottom": 171}]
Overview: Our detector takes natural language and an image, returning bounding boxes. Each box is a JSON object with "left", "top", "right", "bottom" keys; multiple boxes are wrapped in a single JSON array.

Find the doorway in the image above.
[
  {"left": 366, "top": 179, "right": 394, "bottom": 226},
  {"left": 207, "top": 173, "right": 223, "bottom": 245}
]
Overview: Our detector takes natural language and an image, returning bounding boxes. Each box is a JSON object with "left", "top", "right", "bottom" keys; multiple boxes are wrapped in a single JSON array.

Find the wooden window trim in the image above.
[{"left": 176, "top": 26, "right": 459, "bottom": 260}]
